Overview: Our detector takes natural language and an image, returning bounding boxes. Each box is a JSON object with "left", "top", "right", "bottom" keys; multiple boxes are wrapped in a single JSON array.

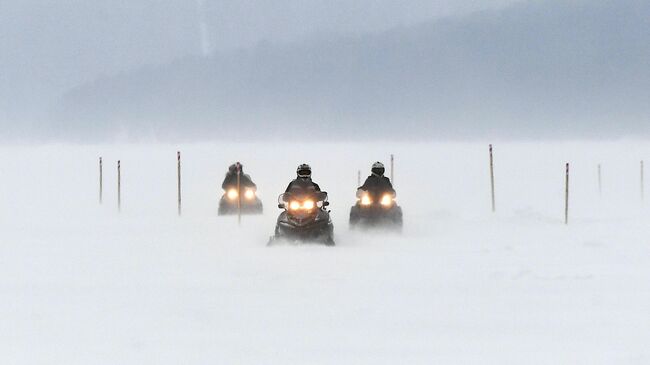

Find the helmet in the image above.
[
  {"left": 296, "top": 163, "right": 312, "bottom": 178},
  {"left": 228, "top": 162, "right": 242, "bottom": 174},
  {"left": 371, "top": 161, "right": 385, "bottom": 176}
]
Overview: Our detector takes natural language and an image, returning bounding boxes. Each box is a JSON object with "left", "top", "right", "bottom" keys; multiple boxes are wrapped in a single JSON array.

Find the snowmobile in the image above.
[
  {"left": 268, "top": 191, "right": 335, "bottom": 246},
  {"left": 218, "top": 184, "right": 263, "bottom": 215},
  {"left": 349, "top": 189, "right": 403, "bottom": 229}
]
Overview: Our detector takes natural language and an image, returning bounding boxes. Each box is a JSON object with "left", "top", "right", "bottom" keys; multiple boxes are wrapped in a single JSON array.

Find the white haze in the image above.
[
  {"left": 2, "top": 1, "right": 649, "bottom": 362},
  {"left": 1, "top": 142, "right": 649, "bottom": 363}
]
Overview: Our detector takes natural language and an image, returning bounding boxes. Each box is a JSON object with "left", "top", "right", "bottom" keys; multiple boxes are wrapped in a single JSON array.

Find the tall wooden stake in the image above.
[
  {"left": 177, "top": 151, "right": 182, "bottom": 216},
  {"left": 99, "top": 157, "right": 103, "bottom": 204},
  {"left": 489, "top": 144, "right": 496, "bottom": 212},
  {"left": 117, "top": 160, "right": 121, "bottom": 212},
  {"left": 597, "top": 164, "right": 602, "bottom": 197},
  {"left": 565, "top": 163, "right": 569, "bottom": 225},
  {"left": 357, "top": 170, "right": 361, "bottom": 187},
  {"left": 236, "top": 165, "right": 241, "bottom": 226},
  {"left": 641, "top": 160, "right": 645, "bottom": 202},
  {"left": 390, "top": 154, "right": 394, "bottom": 184}
]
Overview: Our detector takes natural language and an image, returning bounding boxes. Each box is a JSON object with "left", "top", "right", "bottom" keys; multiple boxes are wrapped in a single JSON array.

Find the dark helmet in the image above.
[
  {"left": 296, "top": 163, "right": 312, "bottom": 178},
  {"left": 228, "top": 162, "right": 242, "bottom": 174},
  {"left": 371, "top": 161, "right": 385, "bottom": 176}
]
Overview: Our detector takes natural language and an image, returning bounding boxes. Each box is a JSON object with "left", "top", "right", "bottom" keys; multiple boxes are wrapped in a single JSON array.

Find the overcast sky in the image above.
[
  {"left": 0, "top": 0, "right": 519, "bottom": 108},
  {"left": 6, "top": 0, "right": 648, "bottom": 141},
  {"left": 1, "top": 0, "right": 522, "bottom": 53},
  {"left": 0, "top": 0, "right": 522, "bottom": 128}
]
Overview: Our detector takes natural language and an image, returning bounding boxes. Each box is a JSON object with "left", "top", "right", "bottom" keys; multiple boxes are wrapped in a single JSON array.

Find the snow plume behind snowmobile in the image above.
[{"left": 268, "top": 191, "right": 334, "bottom": 246}]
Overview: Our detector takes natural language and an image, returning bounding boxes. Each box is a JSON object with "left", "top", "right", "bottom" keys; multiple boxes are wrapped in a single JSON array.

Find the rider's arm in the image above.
[
  {"left": 242, "top": 174, "right": 256, "bottom": 188},
  {"left": 359, "top": 177, "right": 372, "bottom": 190},
  {"left": 221, "top": 174, "right": 233, "bottom": 190},
  {"left": 384, "top": 177, "right": 396, "bottom": 193}
]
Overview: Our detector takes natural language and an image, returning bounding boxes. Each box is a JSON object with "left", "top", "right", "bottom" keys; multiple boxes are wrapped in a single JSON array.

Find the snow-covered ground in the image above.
[{"left": 1, "top": 142, "right": 649, "bottom": 364}]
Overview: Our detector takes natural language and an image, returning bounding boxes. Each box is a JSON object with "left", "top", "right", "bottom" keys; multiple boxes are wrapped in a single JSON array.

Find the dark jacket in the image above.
[
  {"left": 285, "top": 177, "right": 321, "bottom": 194},
  {"left": 222, "top": 172, "right": 256, "bottom": 190},
  {"left": 360, "top": 175, "right": 394, "bottom": 194}
]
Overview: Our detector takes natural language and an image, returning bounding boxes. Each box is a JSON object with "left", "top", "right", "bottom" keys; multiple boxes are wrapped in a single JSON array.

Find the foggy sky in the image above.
[
  {"left": 2, "top": 0, "right": 649, "bottom": 141},
  {"left": 0, "top": 0, "right": 519, "bottom": 128}
]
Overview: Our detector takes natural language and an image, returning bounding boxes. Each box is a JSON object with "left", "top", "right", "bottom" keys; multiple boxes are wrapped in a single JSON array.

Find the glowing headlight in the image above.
[
  {"left": 227, "top": 189, "right": 238, "bottom": 200},
  {"left": 380, "top": 194, "right": 393, "bottom": 207},
  {"left": 244, "top": 189, "right": 255, "bottom": 200},
  {"left": 360, "top": 195, "right": 372, "bottom": 205},
  {"left": 303, "top": 200, "right": 315, "bottom": 210},
  {"left": 289, "top": 201, "right": 301, "bottom": 210}
]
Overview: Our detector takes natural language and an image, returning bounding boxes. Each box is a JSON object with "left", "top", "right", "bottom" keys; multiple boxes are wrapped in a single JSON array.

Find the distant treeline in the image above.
[{"left": 55, "top": 0, "right": 650, "bottom": 141}]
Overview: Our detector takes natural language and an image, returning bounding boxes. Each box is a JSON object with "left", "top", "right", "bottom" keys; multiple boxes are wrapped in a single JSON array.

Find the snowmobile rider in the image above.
[
  {"left": 285, "top": 163, "right": 321, "bottom": 193},
  {"left": 222, "top": 162, "right": 256, "bottom": 190},
  {"left": 359, "top": 162, "right": 395, "bottom": 194}
]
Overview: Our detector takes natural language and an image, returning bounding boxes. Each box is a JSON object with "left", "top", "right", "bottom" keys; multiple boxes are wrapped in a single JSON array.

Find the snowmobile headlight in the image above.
[
  {"left": 244, "top": 189, "right": 255, "bottom": 200},
  {"left": 303, "top": 200, "right": 315, "bottom": 210},
  {"left": 360, "top": 194, "right": 372, "bottom": 205},
  {"left": 227, "top": 189, "right": 238, "bottom": 200},
  {"left": 289, "top": 201, "right": 301, "bottom": 211},
  {"left": 380, "top": 194, "right": 393, "bottom": 207}
]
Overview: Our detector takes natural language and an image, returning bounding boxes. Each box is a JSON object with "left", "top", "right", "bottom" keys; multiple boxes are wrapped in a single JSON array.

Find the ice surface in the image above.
[{"left": 1, "top": 142, "right": 649, "bottom": 364}]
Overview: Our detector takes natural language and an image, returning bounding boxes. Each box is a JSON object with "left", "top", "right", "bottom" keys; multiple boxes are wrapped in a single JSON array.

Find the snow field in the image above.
[{"left": 1, "top": 142, "right": 649, "bottom": 364}]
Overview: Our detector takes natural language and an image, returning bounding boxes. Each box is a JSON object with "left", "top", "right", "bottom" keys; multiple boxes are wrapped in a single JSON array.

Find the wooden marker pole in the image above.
[
  {"left": 177, "top": 151, "right": 182, "bottom": 216},
  {"left": 641, "top": 160, "right": 645, "bottom": 202},
  {"left": 390, "top": 154, "right": 394, "bottom": 184},
  {"left": 117, "top": 160, "right": 121, "bottom": 212},
  {"left": 597, "top": 164, "right": 602, "bottom": 197},
  {"left": 99, "top": 157, "right": 103, "bottom": 204},
  {"left": 236, "top": 164, "right": 242, "bottom": 226},
  {"left": 565, "top": 163, "right": 569, "bottom": 225},
  {"left": 489, "top": 144, "right": 496, "bottom": 212}
]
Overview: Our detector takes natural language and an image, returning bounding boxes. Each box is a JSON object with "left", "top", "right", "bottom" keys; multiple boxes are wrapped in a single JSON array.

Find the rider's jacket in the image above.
[
  {"left": 285, "top": 177, "right": 321, "bottom": 194},
  {"left": 222, "top": 172, "right": 256, "bottom": 190},
  {"left": 359, "top": 175, "right": 394, "bottom": 194}
]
